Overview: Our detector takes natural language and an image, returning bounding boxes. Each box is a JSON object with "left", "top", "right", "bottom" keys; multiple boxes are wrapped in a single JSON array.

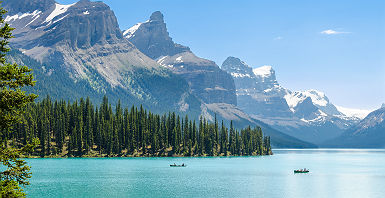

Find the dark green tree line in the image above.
[{"left": 11, "top": 96, "right": 272, "bottom": 157}]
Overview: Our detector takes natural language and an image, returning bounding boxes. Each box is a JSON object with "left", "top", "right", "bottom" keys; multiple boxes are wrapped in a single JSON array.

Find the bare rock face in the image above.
[
  {"left": 3, "top": 0, "right": 55, "bottom": 15},
  {"left": 221, "top": 57, "right": 257, "bottom": 90},
  {"left": 41, "top": 0, "right": 124, "bottom": 49},
  {"left": 125, "top": 11, "right": 237, "bottom": 105},
  {"left": 156, "top": 52, "right": 237, "bottom": 105},
  {"left": 124, "top": 11, "right": 190, "bottom": 59},
  {"left": 293, "top": 97, "right": 319, "bottom": 119},
  {"left": 7, "top": 0, "right": 124, "bottom": 51}
]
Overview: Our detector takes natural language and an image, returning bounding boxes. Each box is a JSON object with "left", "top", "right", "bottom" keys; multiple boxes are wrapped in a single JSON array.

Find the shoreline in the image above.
[{"left": 22, "top": 153, "right": 273, "bottom": 159}]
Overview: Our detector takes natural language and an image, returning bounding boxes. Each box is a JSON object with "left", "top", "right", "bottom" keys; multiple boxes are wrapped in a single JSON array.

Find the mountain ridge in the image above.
[
  {"left": 2, "top": 0, "right": 322, "bottom": 148},
  {"left": 221, "top": 56, "right": 363, "bottom": 144},
  {"left": 325, "top": 107, "right": 385, "bottom": 148},
  {"left": 4, "top": 0, "right": 202, "bottom": 115},
  {"left": 125, "top": 11, "right": 237, "bottom": 106}
]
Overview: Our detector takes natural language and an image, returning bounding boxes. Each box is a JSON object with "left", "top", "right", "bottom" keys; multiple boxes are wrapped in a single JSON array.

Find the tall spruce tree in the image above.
[{"left": 0, "top": 4, "right": 38, "bottom": 197}]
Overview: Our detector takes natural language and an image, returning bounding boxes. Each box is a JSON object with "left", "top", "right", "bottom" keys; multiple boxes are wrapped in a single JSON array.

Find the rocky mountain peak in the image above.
[
  {"left": 293, "top": 97, "right": 319, "bottom": 119},
  {"left": 125, "top": 12, "right": 236, "bottom": 105},
  {"left": 44, "top": 0, "right": 122, "bottom": 49},
  {"left": 221, "top": 56, "right": 288, "bottom": 93},
  {"left": 3, "top": 0, "right": 55, "bottom": 15},
  {"left": 74, "top": 0, "right": 94, "bottom": 7},
  {"left": 222, "top": 56, "right": 292, "bottom": 117},
  {"left": 150, "top": 11, "right": 164, "bottom": 22},
  {"left": 381, "top": 103, "right": 385, "bottom": 109},
  {"left": 124, "top": 11, "right": 190, "bottom": 59},
  {"left": 5, "top": 0, "right": 124, "bottom": 50},
  {"left": 4, "top": 0, "right": 200, "bottom": 115},
  {"left": 328, "top": 107, "right": 385, "bottom": 148},
  {"left": 222, "top": 56, "right": 252, "bottom": 73},
  {"left": 285, "top": 89, "right": 344, "bottom": 117}
]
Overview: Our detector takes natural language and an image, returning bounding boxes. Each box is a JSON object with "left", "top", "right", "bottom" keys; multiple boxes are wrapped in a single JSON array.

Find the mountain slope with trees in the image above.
[
  {"left": 3, "top": 0, "right": 202, "bottom": 115},
  {"left": 3, "top": 0, "right": 316, "bottom": 148}
]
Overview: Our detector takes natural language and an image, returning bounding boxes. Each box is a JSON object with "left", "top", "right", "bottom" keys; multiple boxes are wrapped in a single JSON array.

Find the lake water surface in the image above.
[{"left": 25, "top": 149, "right": 385, "bottom": 197}]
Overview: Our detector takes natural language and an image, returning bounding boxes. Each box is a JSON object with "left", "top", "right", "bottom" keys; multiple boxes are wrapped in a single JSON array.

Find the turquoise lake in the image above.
[{"left": 24, "top": 149, "right": 385, "bottom": 198}]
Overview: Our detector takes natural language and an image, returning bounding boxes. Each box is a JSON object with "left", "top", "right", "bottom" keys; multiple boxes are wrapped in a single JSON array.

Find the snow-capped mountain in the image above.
[
  {"left": 222, "top": 57, "right": 291, "bottom": 118},
  {"left": 122, "top": 11, "right": 320, "bottom": 147},
  {"left": 1, "top": 0, "right": 326, "bottom": 148},
  {"left": 222, "top": 56, "right": 364, "bottom": 144},
  {"left": 284, "top": 90, "right": 344, "bottom": 121},
  {"left": 285, "top": 90, "right": 372, "bottom": 122},
  {"left": 335, "top": 106, "right": 371, "bottom": 120},
  {"left": 327, "top": 106, "right": 385, "bottom": 148}
]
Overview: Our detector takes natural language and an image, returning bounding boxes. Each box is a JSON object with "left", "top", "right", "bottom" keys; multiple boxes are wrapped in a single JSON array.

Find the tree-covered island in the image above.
[{"left": 10, "top": 96, "right": 272, "bottom": 157}]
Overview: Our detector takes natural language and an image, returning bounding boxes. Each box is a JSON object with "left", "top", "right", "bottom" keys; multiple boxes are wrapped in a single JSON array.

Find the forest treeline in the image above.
[{"left": 9, "top": 96, "right": 271, "bottom": 157}]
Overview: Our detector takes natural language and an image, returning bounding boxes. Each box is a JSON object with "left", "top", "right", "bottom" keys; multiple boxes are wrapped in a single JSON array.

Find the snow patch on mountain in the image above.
[
  {"left": 284, "top": 93, "right": 302, "bottom": 111},
  {"left": 300, "top": 109, "right": 327, "bottom": 123},
  {"left": 175, "top": 56, "right": 183, "bottom": 63},
  {"left": 44, "top": 3, "right": 75, "bottom": 23},
  {"left": 123, "top": 22, "right": 143, "bottom": 39},
  {"left": 5, "top": 10, "right": 42, "bottom": 23},
  {"left": 231, "top": 73, "right": 252, "bottom": 78},
  {"left": 253, "top": 65, "right": 273, "bottom": 78},
  {"left": 285, "top": 90, "right": 328, "bottom": 108},
  {"left": 335, "top": 106, "right": 371, "bottom": 119},
  {"left": 157, "top": 56, "right": 167, "bottom": 65}
]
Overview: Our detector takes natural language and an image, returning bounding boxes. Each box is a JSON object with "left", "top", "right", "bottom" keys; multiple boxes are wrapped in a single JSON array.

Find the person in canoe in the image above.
[{"left": 294, "top": 168, "right": 309, "bottom": 173}]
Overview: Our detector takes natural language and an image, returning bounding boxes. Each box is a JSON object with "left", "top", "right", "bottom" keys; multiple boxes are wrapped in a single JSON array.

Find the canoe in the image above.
[
  {"left": 170, "top": 164, "right": 187, "bottom": 167},
  {"left": 294, "top": 170, "right": 309, "bottom": 173}
]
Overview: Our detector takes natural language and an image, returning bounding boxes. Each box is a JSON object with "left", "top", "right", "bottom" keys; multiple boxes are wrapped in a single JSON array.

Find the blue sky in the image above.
[{"left": 58, "top": 0, "right": 385, "bottom": 110}]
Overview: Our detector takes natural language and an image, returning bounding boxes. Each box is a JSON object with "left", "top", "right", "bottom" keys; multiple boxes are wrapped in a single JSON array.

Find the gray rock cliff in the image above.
[{"left": 125, "top": 12, "right": 237, "bottom": 105}]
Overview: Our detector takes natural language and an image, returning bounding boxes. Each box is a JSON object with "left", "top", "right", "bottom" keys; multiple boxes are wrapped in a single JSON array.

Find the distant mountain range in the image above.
[
  {"left": 221, "top": 56, "right": 373, "bottom": 144},
  {"left": 326, "top": 107, "right": 385, "bottom": 148},
  {"left": 3, "top": 0, "right": 381, "bottom": 148},
  {"left": 122, "top": 10, "right": 313, "bottom": 148}
]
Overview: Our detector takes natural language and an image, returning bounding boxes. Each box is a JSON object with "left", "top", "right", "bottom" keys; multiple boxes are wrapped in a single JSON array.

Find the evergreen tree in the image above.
[
  {"left": 14, "top": 96, "right": 272, "bottom": 159},
  {"left": 0, "top": 5, "right": 38, "bottom": 194}
]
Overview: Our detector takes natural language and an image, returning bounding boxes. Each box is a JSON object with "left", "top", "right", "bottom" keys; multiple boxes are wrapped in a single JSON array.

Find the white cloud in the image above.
[
  {"left": 321, "top": 29, "right": 350, "bottom": 35},
  {"left": 274, "top": 36, "right": 283, "bottom": 40}
]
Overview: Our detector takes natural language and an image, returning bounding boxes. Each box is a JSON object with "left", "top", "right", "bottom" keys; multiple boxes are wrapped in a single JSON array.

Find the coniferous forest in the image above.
[{"left": 10, "top": 96, "right": 272, "bottom": 157}]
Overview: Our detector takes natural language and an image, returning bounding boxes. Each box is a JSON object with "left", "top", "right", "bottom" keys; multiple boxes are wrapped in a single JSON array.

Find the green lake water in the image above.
[{"left": 24, "top": 149, "right": 385, "bottom": 198}]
